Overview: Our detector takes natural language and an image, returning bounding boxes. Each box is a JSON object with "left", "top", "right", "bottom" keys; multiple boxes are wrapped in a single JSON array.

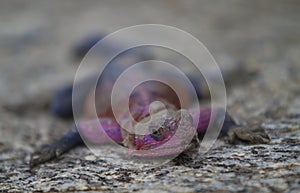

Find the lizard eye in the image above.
[{"left": 150, "top": 126, "right": 170, "bottom": 141}]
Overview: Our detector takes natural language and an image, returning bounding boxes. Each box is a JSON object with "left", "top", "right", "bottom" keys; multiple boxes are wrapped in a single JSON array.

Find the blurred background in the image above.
[
  {"left": 0, "top": 0, "right": 300, "bottom": 192},
  {"left": 0, "top": 0, "right": 299, "bottom": 108}
]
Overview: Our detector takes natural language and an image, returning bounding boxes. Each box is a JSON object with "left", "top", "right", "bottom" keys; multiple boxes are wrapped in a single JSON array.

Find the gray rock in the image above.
[{"left": 1, "top": 0, "right": 300, "bottom": 192}]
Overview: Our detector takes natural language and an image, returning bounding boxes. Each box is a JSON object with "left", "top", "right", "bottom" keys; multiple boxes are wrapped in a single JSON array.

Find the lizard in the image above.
[{"left": 29, "top": 35, "right": 270, "bottom": 168}]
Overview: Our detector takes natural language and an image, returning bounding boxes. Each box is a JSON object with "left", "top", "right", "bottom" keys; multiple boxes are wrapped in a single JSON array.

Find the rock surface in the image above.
[{"left": 0, "top": 0, "right": 300, "bottom": 192}]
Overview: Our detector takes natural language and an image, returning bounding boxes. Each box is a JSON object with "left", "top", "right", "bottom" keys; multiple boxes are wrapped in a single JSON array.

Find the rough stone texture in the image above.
[{"left": 0, "top": 0, "right": 300, "bottom": 192}]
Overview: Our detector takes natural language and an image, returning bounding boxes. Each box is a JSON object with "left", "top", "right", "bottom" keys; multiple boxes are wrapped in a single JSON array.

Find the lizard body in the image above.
[{"left": 30, "top": 35, "right": 269, "bottom": 168}]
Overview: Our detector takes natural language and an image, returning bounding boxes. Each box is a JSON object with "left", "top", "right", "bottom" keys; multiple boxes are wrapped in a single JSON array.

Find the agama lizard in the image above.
[{"left": 29, "top": 35, "right": 270, "bottom": 168}]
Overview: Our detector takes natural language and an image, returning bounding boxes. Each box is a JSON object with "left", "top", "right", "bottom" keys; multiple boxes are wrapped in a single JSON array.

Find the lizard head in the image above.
[{"left": 122, "top": 108, "right": 197, "bottom": 157}]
